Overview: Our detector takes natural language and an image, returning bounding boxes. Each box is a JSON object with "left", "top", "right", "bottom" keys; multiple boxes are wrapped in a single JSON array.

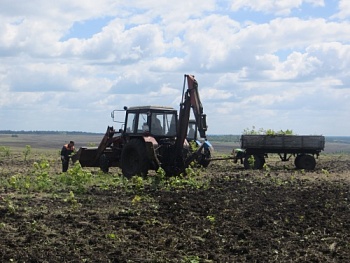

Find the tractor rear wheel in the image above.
[{"left": 121, "top": 139, "right": 149, "bottom": 178}]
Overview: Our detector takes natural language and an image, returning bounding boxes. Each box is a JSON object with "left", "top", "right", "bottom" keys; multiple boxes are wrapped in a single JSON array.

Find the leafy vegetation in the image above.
[
  {"left": 1, "top": 151, "right": 208, "bottom": 197},
  {"left": 0, "top": 146, "right": 10, "bottom": 159},
  {"left": 23, "top": 145, "right": 32, "bottom": 162},
  {"left": 243, "top": 126, "right": 294, "bottom": 135}
]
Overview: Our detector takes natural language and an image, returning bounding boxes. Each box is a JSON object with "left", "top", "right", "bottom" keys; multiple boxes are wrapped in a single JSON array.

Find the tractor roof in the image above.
[{"left": 127, "top": 105, "right": 176, "bottom": 111}]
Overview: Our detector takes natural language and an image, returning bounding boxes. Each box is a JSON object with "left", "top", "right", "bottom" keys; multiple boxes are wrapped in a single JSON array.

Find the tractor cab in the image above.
[{"left": 123, "top": 106, "right": 178, "bottom": 138}]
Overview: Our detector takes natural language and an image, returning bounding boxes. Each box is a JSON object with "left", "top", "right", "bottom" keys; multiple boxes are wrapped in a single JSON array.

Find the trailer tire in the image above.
[
  {"left": 121, "top": 139, "right": 149, "bottom": 178},
  {"left": 244, "top": 154, "right": 264, "bottom": 169},
  {"left": 99, "top": 154, "right": 109, "bottom": 173},
  {"left": 294, "top": 155, "right": 302, "bottom": 169},
  {"left": 297, "top": 154, "right": 316, "bottom": 170}
]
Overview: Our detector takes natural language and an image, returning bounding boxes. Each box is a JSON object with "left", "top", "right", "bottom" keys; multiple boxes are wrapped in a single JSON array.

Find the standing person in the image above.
[{"left": 61, "top": 141, "right": 75, "bottom": 172}]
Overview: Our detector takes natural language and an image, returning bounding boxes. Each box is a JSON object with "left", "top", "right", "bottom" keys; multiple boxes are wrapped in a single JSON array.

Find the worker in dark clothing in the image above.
[
  {"left": 233, "top": 148, "right": 244, "bottom": 164},
  {"left": 61, "top": 141, "right": 75, "bottom": 172}
]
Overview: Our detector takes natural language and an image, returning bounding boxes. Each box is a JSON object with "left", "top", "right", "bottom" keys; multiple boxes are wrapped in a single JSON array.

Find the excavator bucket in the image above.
[
  {"left": 72, "top": 147, "right": 100, "bottom": 167},
  {"left": 71, "top": 126, "right": 119, "bottom": 168}
]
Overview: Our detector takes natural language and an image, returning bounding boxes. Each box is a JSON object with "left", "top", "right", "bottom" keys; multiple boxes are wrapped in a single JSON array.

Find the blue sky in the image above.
[{"left": 0, "top": 0, "right": 350, "bottom": 135}]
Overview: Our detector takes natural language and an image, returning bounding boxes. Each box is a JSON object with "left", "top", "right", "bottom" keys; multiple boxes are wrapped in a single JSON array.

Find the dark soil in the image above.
[{"left": 1, "top": 155, "right": 350, "bottom": 262}]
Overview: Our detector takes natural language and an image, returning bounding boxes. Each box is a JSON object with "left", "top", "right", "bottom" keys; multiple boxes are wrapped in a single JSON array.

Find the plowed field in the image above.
[{"left": 1, "top": 135, "right": 350, "bottom": 262}]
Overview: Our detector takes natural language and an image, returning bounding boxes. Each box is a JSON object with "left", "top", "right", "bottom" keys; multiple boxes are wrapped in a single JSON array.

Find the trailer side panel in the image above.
[{"left": 241, "top": 135, "right": 325, "bottom": 151}]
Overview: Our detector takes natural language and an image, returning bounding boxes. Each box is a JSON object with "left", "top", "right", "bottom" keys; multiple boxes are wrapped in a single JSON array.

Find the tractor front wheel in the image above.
[{"left": 121, "top": 139, "right": 149, "bottom": 178}]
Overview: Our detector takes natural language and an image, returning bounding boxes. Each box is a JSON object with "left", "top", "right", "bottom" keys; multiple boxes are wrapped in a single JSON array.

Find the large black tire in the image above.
[
  {"left": 244, "top": 154, "right": 264, "bottom": 169},
  {"left": 294, "top": 155, "right": 302, "bottom": 169},
  {"left": 121, "top": 139, "right": 149, "bottom": 178},
  {"left": 297, "top": 154, "right": 316, "bottom": 170},
  {"left": 99, "top": 154, "right": 109, "bottom": 173}
]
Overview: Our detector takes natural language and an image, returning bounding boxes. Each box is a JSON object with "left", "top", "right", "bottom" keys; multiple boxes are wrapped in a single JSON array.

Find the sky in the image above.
[{"left": 0, "top": 0, "right": 350, "bottom": 136}]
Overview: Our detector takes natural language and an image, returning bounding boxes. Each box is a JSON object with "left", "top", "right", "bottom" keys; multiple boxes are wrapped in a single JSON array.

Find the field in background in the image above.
[{"left": 1, "top": 133, "right": 350, "bottom": 154}]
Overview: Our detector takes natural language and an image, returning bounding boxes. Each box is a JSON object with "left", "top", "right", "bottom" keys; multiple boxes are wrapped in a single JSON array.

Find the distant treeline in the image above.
[
  {"left": 207, "top": 135, "right": 241, "bottom": 142},
  {"left": 0, "top": 130, "right": 102, "bottom": 135},
  {"left": 326, "top": 136, "right": 350, "bottom": 144}
]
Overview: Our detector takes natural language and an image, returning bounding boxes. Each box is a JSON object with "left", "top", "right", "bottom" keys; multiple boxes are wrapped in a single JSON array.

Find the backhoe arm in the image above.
[
  {"left": 186, "top": 74, "right": 207, "bottom": 138},
  {"left": 175, "top": 74, "right": 208, "bottom": 158}
]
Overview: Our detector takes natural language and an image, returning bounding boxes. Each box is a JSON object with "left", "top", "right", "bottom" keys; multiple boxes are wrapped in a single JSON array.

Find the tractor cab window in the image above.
[
  {"left": 125, "top": 113, "right": 136, "bottom": 133},
  {"left": 138, "top": 113, "right": 148, "bottom": 132},
  {"left": 187, "top": 122, "right": 197, "bottom": 141},
  {"left": 151, "top": 114, "right": 163, "bottom": 135},
  {"left": 151, "top": 112, "right": 177, "bottom": 136}
]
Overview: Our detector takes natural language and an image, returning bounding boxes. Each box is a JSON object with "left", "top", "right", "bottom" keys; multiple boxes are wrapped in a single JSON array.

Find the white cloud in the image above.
[
  {"left": 0, "top": 0, "right": 349, "bottom": 135},
  {"left": 150, "top": 85, "right": 178, "bottom": 97},
  {"left": 230, "top": 0, "right": 325, "bottom": 16},
  {"left": 332, "top": 0, "right": 350, "bottom": 19},
  {"left": 202, "top": 88, "right": 233, "bottom": 100}
]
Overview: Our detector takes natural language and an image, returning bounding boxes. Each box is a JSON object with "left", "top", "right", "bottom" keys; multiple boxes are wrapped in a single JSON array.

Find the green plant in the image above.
[
  {"left": 206, "top": 215, "right": 216, "bottom": 224},
  {"left": 7, "top": 174, "right": 30, "bottom": 192},
  {"left": 243, "top": 126, "right": 294, "bottom": 135},
  {"left": 182, "top": 255, "right": 200, "bottom": 263},
  {"left": 58, "top": 163, "right": 92, "bottom": 193},
  {"left": 248, "top": 155, "right": 255, "bottom": 169},
  {"left": 150, "top": 167, "right": 166, "bottom": 189},
  {"left": 23, "top": 145, "right": 32, "bottom": 162},
  {"left": 131, "top": 176, "right": 144, "bottom": 191},
  {"left": 0, "top": 146, "right": 11, "bottom": 158},
  {"left": 131, "top": 195, "right": 142, "bottom": 204},
  {"left": 63, "top": 191, "right": 81, "bottom": 210},
  {"left": 166, "top": 166, "right": 208, "bottom": 190},
  {"left": 189, "top": 141, "right": 199, "bottom": 152},
  {"left": 263, "top": 163, "right": 271, "bottom": 176},
  {"left": 2, "top": 197, "right": 17, "bottom": 214},
  {"left": 106, "top": 233, "right": 117, "bottom": 239},
  {"left": 322, "top": 168, "right": 329, "bottom": 175},
  {"left": 8, "top": 174, "right": 20, "bottom": 189},
  {"left": 95, "top": 172, "right": 123, "bottom": 190},
  {"left": 32, "top": 159, "right": 52, "bottom": 191}
]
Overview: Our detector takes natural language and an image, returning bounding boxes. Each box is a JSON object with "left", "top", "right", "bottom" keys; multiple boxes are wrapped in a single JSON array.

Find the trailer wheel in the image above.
[
  {"left": 297, "top": 154, "right": 316, "bottom": 170},
  {"left": 121, "top": 139, "right": 149, "bottom": 178},
  {"left": 244, "top": 154, "right": 264, "bottom": 169},
  {"left": 99, "top": 154, "right": 109, "bottom": 173},
  {"left": 294, "top": 155, "right": 302, "bottom": 169}
]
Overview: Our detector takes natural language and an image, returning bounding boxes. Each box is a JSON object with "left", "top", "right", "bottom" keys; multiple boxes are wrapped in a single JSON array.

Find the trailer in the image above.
[{"left": 233, "top": 134, "right": 325, "bottom": 170}]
